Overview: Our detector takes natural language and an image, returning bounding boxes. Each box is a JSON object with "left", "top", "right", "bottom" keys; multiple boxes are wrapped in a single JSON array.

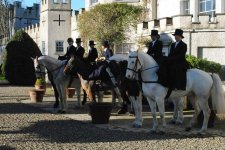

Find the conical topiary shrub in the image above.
[{"left": 2, "top": 30, "right": 42, "bottom": 85}]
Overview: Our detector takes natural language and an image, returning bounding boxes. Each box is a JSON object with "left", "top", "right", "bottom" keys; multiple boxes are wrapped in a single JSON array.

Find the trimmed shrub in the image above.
[
  {"left": 2, "top": 30, "right": 42, "bottom": 85},
  {"left": 186, "top": 55, "right": 222, "bottom": 74}
]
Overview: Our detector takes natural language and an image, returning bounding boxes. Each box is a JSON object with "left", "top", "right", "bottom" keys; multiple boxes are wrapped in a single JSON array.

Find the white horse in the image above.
[
  {"left": 126, "top": 50, "right": 225, "bottom": 134},
  {"left": 32, "top": 56, "right": 81, "bottom": 113},
  {"left": 111, "top": 54, "right": 184, "bottom": 127}
]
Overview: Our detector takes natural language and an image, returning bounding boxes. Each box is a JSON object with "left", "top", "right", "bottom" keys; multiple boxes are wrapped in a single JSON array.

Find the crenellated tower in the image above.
[{"left": 40, "top": 0, "right": 71, "bottom": 57}]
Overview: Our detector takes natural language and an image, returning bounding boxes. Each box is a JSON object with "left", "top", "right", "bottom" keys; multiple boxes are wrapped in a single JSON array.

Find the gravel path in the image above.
[{"left": 1, "top": 85, "right": 225, "bottom": 150}]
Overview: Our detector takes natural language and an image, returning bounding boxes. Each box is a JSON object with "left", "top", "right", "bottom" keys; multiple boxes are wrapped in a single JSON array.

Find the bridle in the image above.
[
  {"left": 126, "top": 54, "right": 159, "bottom": 83},
  {"left": 35, "top": 59, "right": 64, "bottom": 77}
]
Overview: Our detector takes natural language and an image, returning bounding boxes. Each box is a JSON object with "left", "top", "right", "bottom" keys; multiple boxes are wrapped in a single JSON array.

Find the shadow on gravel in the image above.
[
  {"left": 18, "top": 119, "right": 218, "bottom": 144},
  {"left": 0, "top": 145, "right": 16, "bottom": 150},
  {"left": 0, "top": 103, "right": 49, "bottom": 114}
]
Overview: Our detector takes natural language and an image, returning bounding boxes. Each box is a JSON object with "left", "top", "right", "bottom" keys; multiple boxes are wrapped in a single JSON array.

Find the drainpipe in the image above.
[{"left": 189, "top": 29, "right": 195, "bottom": 56}]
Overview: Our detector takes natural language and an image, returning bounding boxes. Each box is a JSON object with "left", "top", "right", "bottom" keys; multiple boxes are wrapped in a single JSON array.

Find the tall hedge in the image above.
[{"left": 2, "top": 30, "right": 42, "bottom": 85}]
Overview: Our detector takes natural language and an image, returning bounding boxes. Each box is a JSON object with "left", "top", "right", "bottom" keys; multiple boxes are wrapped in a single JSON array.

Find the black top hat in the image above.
[
  {"left": 89, "top": 40, "right": 95, "bottom": 45},
  {"left": 102, "top": 40, "right": 109, "bottom": 46},
  {"left": 172, "top": 29, "right": 184, "bottom": 38},
  {"left": 75, "top": 38, "right": 82, "bottom": 43},
  {"left": 150, "top": 30, "right": 159, "bottom": 36},
  {"left": 67, "top": 37, "right": 74, "bottom": 42}
]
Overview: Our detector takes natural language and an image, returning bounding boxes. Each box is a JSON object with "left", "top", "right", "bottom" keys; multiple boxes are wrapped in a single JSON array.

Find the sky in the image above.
[{"left": 21, "top": 0, "right": 85, "bottom": 10}]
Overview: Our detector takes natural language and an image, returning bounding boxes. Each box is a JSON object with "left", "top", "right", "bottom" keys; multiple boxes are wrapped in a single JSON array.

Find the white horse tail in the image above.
[{"left": 211, "top": 73, "right": 225, "bottom": 117}]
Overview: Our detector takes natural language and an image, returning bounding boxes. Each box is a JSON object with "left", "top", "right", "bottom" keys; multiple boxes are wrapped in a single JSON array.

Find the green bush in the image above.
[
  {"left": 2, "top": 30, "right": 42, "bottom": 85},
  {"left": 186, "top": 55, "right": 222, "bottom": 74}
]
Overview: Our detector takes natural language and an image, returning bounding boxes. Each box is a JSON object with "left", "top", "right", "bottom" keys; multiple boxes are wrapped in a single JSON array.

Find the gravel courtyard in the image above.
[{"left": 1, "top": 85, "right": 225, "bottom": 150}]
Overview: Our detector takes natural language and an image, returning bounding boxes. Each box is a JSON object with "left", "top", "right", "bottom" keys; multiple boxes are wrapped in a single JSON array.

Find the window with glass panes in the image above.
[
  {"left": 199, "top": 0, "right": 215, "bottom": 17},
  {"left": 55, "top": 41, "right": 64, "bottom": 52},
  {"left": 181, "top": 0, "right": 190, "bottom": 15}
]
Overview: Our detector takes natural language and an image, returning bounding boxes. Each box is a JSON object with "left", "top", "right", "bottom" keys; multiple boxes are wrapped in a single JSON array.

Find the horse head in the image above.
[
  {"left": 126, "top": 50, "right": 142, "bottom": 80},
  {"left": 31, "top": 56, "right": 46, "bottom": 79}
]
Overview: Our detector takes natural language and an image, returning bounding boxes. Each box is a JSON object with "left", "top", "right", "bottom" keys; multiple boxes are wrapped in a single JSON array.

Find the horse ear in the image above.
[{"left": 36, "top": 56, "right": 38, "bottom": 59}]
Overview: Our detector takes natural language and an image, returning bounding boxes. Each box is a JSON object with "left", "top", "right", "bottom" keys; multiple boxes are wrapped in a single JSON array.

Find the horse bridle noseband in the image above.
[
  {"left": 126, "top": 54, "right": 159, "bottom": 83},
  {"left": 36, "top": 60, "right": 64, "bottom": 76}
]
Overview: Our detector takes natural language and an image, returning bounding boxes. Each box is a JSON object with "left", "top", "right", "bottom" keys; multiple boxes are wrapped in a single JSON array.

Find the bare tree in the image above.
[{"left": 0, "top": 0, "right": 11, "bottom": 37}]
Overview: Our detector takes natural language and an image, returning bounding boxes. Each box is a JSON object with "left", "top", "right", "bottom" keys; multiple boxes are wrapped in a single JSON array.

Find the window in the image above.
[
  {"left": 55, "top": 41, "right": 64, "bottom": 52},
  {"left": 181, "top": 0, "right": 190, "bottom": 15},
  {"left": 53, "top": 0, "right": 58, "bottom": 3},
  {"left": 90, "top": 0, "right": 98, "bottom": 5},
  {"left": 199, "top": 0, "right": 216, "bottom": 17},
  {"left": 62, "top": 0, "right": 67, "bottom": 3},
  {"left": 42, "top": 41, "right": 46, "bottom": 55}
]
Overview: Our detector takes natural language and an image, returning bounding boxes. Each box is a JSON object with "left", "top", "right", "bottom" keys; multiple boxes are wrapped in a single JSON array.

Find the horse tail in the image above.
[{"left": 211, "top": 73, "right": 225, "bottom": 117}]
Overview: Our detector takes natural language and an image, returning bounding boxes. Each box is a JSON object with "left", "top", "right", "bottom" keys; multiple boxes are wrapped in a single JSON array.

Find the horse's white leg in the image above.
[
  {"left": 55, "top": 83, "right": 63, "bottom": 111},
  {"left": 186, "top": 96, "right": 201, "bottom": 131},
  {"left": 197, "top": 96, "right": 210, "bottom": 134},
  {"left": 60, "top": 84, "right": 68, "bottom": 112},
  {"left": 156, "top": 97, "right": 166, "bottom": 133},
  {"left": 130, "top": 94, "right": 143, "bottom": 128},
  {"left": 171, "top": 98, "right": 178, "bottom": 123},
  {"left": 147, "top": 97, "right": 158, "bottom": 133},
  {"left": 176, "top": 97, "right": 184, "bottom": 124}
]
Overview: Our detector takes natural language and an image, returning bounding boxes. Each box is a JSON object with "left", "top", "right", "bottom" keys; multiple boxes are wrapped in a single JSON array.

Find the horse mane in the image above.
[
  {"left": 38, "top": 55, "right": 63, "bottom": 66},
  {"left": 137, "top": 51, "right": 158, "bottom": 66}
]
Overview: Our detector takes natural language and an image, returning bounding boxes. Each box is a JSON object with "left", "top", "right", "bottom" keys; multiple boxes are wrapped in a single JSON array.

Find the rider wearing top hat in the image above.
[
  {"left": 74, "top": 38, "right": 85, "bottom": 60},
  {"left": 87, "top": 40, "right": 98, "bottom": 64},
  {"left": 158, "top": 29, "right": 188, "bottom": 98},
  {"left": 59, "top": 37, "right": 76, "bottom": 61},
  {"left": 147, "top": 30, "right": 163, "bottom": 65}
]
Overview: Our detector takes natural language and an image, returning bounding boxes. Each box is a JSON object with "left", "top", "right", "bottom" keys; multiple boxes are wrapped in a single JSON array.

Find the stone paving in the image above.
[{"left": 1, "top": 85, "right": 225, "bottom": 149}]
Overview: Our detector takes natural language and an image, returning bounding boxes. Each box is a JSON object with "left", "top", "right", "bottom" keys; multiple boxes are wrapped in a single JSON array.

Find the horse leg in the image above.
[
  {"left": 74, "top": 78, "right": 81, "bottom": 107},
  {"left": 130, "top": 94, "right": 143, "bottom": 128},
  {"left": 156, "top": 97, "right": 166, "bottom": 133},
  {"left": 186, "top": 96, "right": 201, "bottom": 131},
  {"left": 97, "top": 91, "right": 103, "bottom": 102},
  {"left": 57, "top": 83, "right": 68, "bottom": 113},
  {"left": 176, "top": 97, "right": 184, "bottom": 124},
  {"left": 147, "top": 97, "right": 158, "bottom": 133},
  {"left": 111, "top": 90, "right": 117, "bottom": 106},
  {"left": 113, "top": 87, "right": 123, "bottom": 106},
  {"left": 52, "top": 83, "right": 59, "bottom": 108},
  {"left": 197, "top": 96, "right": 211, "bottom": 134},
  {"left": 170, "top": 98, "right": 178, "bottom": 124}
]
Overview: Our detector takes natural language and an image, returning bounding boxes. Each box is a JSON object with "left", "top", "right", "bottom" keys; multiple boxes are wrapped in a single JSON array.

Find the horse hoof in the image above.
[
  {"left": 169, "top": 120, "right": 176, "bottom": 124},
  {"left": 197, "top": 130, "right": 206, "bottom": 135},
  {"left": 53, "top": 103, "right": 59, "bottom": 108},
  {"left": 158, "top": 130, "right": 166, "bottom": 135},
  {"left": 175, "top": 122, "right": 183, "bottom": 125},
  {"left": 132, "top": 123, "right": 142, "bottom": 128},
  {"left": 57, "top": 110, "right": 66, "bottom": 114},
  {"left": 117, "top": 108, "right": 128, "bottom": 115},
  {"left": 185, "top": 127, "right": 191, "bottom": 132},
  {"left": 149, "top": 129, "right": 157, "bottom": 134}
]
